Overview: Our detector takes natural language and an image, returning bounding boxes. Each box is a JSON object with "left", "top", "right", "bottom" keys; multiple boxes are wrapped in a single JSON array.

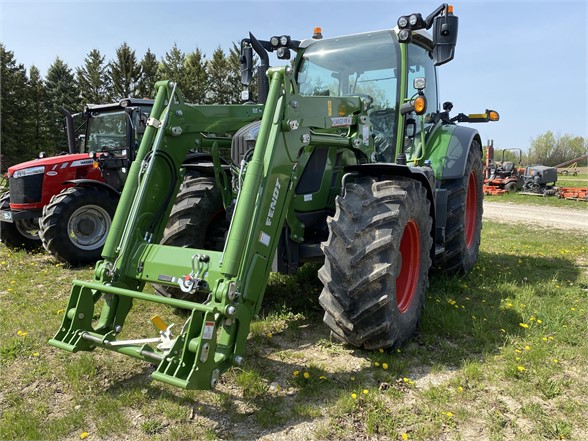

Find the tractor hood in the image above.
[{"left": 7, "top": 153, "right": 94, "bottom": 177}]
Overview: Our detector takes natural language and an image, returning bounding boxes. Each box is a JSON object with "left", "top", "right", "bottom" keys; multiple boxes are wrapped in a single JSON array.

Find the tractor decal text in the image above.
[
  {"left": 331, "top": 116, "right": 353, "bottom": 127},
  {"left": 71, "top": 159, "right": 95, "bottom": 167},
  {"left": 265, "top": 178, "right": 281, "bottom": 227}
]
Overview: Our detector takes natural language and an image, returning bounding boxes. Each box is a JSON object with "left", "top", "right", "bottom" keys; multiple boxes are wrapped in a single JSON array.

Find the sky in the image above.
[{"left": 1, "top": 0, "right": 586, "bottom": 152}]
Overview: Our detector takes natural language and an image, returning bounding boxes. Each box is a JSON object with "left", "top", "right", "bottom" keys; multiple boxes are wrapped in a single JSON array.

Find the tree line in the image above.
[
  {"left": 1, "top": 42, "right": 248, "bottom": 170},
  {"left": 2, "top": 41, "right": 586, "bottom": 171},
  {"left": 494, "top": 132, "right": 587, "bottom": 168}
]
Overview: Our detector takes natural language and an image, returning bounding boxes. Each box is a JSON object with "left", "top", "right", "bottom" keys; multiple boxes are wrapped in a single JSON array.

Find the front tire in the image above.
[
  {"left": 39, "top": 187, "right": 118, "bottom": 265},
  {"left": 318, "top": 178, "right": 433, "bottom": 350},
  {"left": 154, "top": 176, "right": 228, "bottom": 300},
  {"left": 0, "top": 192, "right": 42, "bottom": 250},
  {"left": 435, "top": 141, "right": 484, "bottom": 275}
]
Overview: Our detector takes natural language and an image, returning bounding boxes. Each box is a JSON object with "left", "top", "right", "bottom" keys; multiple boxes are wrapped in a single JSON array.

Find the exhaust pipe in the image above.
[{"left": 60, "top": 107, "right": 76, "bottom": 154}]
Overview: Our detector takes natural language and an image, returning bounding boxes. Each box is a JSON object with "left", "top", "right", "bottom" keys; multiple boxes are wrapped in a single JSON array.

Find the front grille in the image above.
[{"left": 9, "top": 174, "right": 44, "bottom": 204}]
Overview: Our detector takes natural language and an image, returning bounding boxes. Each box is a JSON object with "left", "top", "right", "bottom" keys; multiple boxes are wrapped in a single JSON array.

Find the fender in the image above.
[
  {"left": 64, "top": 179, "right": 121, "bottom": 198},
  {"left": 344, "top": 163, "right": 436, "bottom": 261},
  {"left": 425, "top": 124, "right": 482, "bottom": 180},
  {"left": 183, "top": 152, "right": 230, "bottom": 176}
]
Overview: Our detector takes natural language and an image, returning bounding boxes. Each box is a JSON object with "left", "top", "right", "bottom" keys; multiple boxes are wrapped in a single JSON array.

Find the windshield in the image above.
[
  {"left": 85, "top": 110, "right": 129, "bottom": 152},
  {"left": 297, "top": 31, "right": 400, "bottom": 161}
]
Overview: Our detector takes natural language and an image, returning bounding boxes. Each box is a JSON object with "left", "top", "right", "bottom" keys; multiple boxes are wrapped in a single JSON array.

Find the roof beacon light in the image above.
[{"left": 313, "top": 27, "right": 323, "bottom": 39}]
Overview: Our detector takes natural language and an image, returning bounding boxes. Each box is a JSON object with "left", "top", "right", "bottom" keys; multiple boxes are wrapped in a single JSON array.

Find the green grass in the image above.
[{"left": 0, "top": 217, "right": 586, "bottom": 440}]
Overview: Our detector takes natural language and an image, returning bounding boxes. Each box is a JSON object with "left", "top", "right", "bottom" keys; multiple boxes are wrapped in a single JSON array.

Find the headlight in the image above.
[
  {"left": 13, "top": 166, "right": 45, "bottom": 178},
  {"left": 398, "top": 16, "right": 408, "bottom": 28}
]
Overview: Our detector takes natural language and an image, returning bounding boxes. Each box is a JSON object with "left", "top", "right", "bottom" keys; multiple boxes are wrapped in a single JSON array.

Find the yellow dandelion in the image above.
[
  {"left": 401, "top": 433, "right": 409, "bottom": 440},
  {"left": 1, "top": 261, "right": 5, "bottom": 265},
  {"left": 542, "top": 337, "right": 548, "bottom": 342},
  {"left": 537, "top": 319, "right": 542, "bottom": 324},
  {"left": 80, "top": 432, "right": 89, "bottom": 440},
  {"left": 374, "top": 362, "right": 380, "bottom": 367},
  {"left": 351, "top": 392, "right": 357, "bottom": 399},
  {"left": 303, "top": 372, "right": 310, "bottom": 379},
  {"left": 293, "top": 370, "right": 299, "bottom": 377},
  {"left": 10, "top": 280, "right": 15, "bottom": 284},
  {"left": 362, "top": 389, "right": 369, "bottom": 395},
  {"left": 17, "top": 330, "right": 27, "bottom": 337},
  {"left": 446, "top": 411, "right": 454, "bottom": 418},
  {"left": 519, "top": 323, "right": 529, "bottom": 329},
  {"left": 524, "top": 345, "right": 531, "bottom": 351},
  {"left": 457, "top": 386, "right": 463, "bottom": 392},
  {"left": 553, "top": 359, "right": 559, "bottom": 364},
  {"left": 319, "top": 376, "right": 327, "bottom": 380},
  {"left": 382, "top": 363, "right": 389, "bottom": 370},
  {"left": 517, "top": 366, "right": 526, "bottom": 372}
]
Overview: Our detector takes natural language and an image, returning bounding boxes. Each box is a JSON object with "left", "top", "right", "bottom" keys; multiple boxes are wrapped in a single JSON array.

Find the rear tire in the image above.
[
  {"left": 504, "top": 181, "right": 517, "bottom": 193},
  {"left": 154, "top": 176, "right": 228, "bottom": 300},
  {"left": 318, "top": 177, "right": 433, "bottom": 349},
  {"left": 435, "top": 141, "right": 483, "bottom": 275},
  {"left": 39, "top": 186, "right": 118, "bottom": 266},
  {"left": 0, "top": 192, "right": 42, "bottom": 250}
]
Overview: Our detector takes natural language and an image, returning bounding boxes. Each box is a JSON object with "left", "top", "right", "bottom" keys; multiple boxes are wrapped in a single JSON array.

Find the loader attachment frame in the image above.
[{"left": 49, "top": 71, "right": 369, "bottom": 389}]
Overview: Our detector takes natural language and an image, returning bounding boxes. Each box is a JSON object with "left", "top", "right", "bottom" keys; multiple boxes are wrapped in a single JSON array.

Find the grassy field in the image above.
[{"left": 0, "top": 217, "right": 586, "bottom": 440}]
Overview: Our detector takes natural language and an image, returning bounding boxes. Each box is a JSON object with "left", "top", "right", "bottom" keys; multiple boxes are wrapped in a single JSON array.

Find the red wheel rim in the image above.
[
  {"left": 465, "top": 171, "right": 478, "bottom": 249},
  {"left": 396, "top": 219, "right": 420, "bottom": 314}
]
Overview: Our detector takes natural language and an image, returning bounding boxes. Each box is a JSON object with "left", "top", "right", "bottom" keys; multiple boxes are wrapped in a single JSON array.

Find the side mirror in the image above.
[
  {"left": 240, "top": 40, "right": 253, "bottom": 86},
  {"left": 432, "top": 10, "right": 458, "bottom": 66}
]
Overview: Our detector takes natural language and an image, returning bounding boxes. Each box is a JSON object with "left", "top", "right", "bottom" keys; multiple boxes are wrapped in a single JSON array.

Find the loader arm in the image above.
[{"left": 49, "top": 69, "right": 369, "bottom": 389}]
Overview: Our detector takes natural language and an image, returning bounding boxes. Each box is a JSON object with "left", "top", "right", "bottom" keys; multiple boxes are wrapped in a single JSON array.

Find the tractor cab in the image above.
[{"left": 64, "top": 99, "right": 153, "bottom": 191}]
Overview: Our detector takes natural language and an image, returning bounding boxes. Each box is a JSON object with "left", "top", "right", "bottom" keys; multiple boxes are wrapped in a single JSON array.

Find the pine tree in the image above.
[
  {"left": 137, "top": 48, "right": 159, "bottom": 99},
  {"left": 226, "top": 42, "right": 245, "bottom": 104},
  {"left": 0, "top": 44, "right": 37, "bottom": 168},
  {"left": 28, "top": 65, "right": 50, "bottom": 154},
  {"left": 77, "top": 49, "right": 110, "bottom": 104},
  {"left": 158, "top": 43, "right": 186, "bottom": 88},
  {"left": 44, "top": 57, "right": 80, "bottom": 153},
  {"left": 183, "top": 48, "right": 207, "bottom": 103},
  {"left": 108, "top": 43, "right": 142, "bottom": 99},
  {"left": 206, "top": 47, "right": 231, "bottom": 104}
]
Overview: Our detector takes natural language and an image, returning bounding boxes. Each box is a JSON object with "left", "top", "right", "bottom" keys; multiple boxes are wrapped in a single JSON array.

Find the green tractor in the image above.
[{"left": 49, "top": 4, "right": 499, "bottom": 390}]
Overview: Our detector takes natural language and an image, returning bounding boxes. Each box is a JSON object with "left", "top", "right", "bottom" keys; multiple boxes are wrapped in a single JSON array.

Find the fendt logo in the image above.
[{"left": 265, "top": 178, "right": 281, "bottom": 227}]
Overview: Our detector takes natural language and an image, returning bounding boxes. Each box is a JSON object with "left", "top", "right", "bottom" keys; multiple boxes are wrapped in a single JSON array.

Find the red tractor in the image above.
[{"left": 0, "top": 99, "right": 153, "bottom": 264}]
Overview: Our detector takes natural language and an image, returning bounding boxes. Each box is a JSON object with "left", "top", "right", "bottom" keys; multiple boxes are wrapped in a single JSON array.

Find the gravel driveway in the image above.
[{"left": 483, "top": 201, "right": 587, "bottom": 233}]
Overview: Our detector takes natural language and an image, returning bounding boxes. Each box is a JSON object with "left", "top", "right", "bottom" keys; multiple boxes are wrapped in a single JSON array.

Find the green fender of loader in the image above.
[{"left": 425, "top": 124, "right": 482, "bottom": 180}]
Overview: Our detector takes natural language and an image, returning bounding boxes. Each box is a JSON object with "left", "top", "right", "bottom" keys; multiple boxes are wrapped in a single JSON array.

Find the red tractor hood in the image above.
[{"left": 7, "top": 153, "right": 93, "bottom": 176}]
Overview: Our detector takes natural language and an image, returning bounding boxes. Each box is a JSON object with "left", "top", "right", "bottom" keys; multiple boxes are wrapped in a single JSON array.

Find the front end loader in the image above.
[{"left": 49, "top": 4, "right": 499, "bottom": 390}]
